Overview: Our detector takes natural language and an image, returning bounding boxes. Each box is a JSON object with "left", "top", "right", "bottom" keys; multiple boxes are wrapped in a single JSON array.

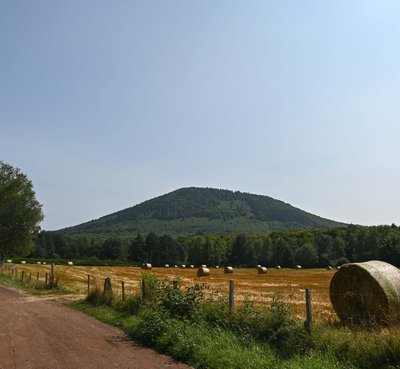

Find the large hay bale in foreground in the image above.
[
  {"left": 330, "top": 260, "right": 400, "bottom": 324},
  {"left": 197, "top": 267, "right": 210, "bottom": 277}
]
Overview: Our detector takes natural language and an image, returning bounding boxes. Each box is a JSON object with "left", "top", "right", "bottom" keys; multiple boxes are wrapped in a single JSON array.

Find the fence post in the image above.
[
  {"left": 45, "top": 272, "right": 48, "bottom": 285},
  {"left": 304, "top": 288, "right": 312, "bottom": 334},
  {"left": 229, "top": 280, "right": 235, "bottom": 318},
  {"left": 21, "top": 270, "right": 25, "bottom": 282},
  {"left": 87, "top": 274, "right": 90, "bottom": 295},
  {"left": 121, "top": 281, "right": 125, "bottom": 301},
  {"left": 50, "top": 263, "right": 55, "bottom": 289},
  {"left": 36, "top": 272, "right": 39, "bottom": 283},
  {"left": 103, "top": 277, "right": 112, "bottom": 296},
  {"left": 141, "top": 278, "right": 146, "bottom": 300},
  {"left": 29, "top": 272, "right": 32, "bottom": 283}
]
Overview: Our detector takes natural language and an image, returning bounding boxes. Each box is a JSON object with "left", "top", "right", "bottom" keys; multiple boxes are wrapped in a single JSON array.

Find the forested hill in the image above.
[{"left": 58, "top": 187, "right": 346, "bottom": 237}]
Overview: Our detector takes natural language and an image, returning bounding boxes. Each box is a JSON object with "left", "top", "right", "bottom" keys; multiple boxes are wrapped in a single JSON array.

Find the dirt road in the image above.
[{"left": 0, "top": 285, "right": 192, "bottom": 369}]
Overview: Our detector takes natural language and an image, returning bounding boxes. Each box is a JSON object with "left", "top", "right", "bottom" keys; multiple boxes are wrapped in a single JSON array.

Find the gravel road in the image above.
[{"left": 0, "top": 285, "right": 192, "bottom": 369}]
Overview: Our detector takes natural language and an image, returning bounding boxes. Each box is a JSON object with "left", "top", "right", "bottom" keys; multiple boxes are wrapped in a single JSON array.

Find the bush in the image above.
[
  {"left": 159, "top": 282, "right": 207, "bottom": 319},
  {"left": 114, "top": 295, "right": 141, "bottom": 315},
  {"left": 134, "top": 309, "right": 171, "bottom": 346}
]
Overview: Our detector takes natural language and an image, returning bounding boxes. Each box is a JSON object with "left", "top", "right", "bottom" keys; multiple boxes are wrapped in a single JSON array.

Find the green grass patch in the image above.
[{"left": 70, "top": 301, "right": 349, "bottom": 369}]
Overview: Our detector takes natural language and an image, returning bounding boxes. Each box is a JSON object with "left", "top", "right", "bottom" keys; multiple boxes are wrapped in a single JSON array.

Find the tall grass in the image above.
[{"left": 73, "top": 274, "right": 400, "bottom": 369}]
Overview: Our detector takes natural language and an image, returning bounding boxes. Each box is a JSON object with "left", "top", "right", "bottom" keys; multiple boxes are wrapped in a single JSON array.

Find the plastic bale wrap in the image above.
[{"left": 330, "top": 260, "right": 400, "bottom": 325}]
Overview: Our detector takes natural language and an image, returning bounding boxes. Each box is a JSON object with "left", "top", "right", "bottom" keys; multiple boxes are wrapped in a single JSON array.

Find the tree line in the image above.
[{"left": 29, "top": 224, "right": 400, "bottom": 268}]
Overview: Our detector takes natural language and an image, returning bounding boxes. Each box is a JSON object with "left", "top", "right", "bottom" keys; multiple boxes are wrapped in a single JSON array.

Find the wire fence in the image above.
[{"left": 1, "top": 262, "right": 397, "bottom": 326}]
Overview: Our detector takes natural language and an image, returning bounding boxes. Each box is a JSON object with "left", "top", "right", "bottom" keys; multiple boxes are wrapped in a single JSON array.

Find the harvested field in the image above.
[{"left": 8, "top": 264, "right": 337, "bottom": 321}]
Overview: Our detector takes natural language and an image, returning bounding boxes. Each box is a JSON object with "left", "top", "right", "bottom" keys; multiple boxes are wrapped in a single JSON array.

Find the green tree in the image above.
[{"left": 0, "top": 161, "right": 43, "bottom": 262}]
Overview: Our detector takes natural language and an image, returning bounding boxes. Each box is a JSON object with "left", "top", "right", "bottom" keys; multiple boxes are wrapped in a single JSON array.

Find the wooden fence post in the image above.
[
  {"left": 45, "top": 272, "right": 48, "bottom": 285},
  {"left": 103, "top": 277, "right": 112, "bottom": 296},
  {"left": 87, "top": 274, "right": 90, "bottom": 295},
  {"left": 36, "top": 272, "right": 39, "bottom": 283},
  {"left": 21, "top": 270, "right": 25, "bottom": 282},
  {"left": 50, "top": 263, "right": 55, "bottom": 289},
  {"left": 121, "top": 281, "right": 125, "bottom": 301},
  {"left": 229, "top": 279, "right": 235, "bottom": 318},
  {"left": 304, "top": 288, "right": 312, "bottom": 334},
  {"left": 29, "top": 272, "right": 32, "bottom": 283},
  {"left": 141, "top": 278, "right": 146, "bottom": 300}
]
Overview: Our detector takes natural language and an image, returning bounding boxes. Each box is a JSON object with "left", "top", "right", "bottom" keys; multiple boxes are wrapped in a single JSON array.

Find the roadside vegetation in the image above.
[{"left": 71, "top": 274, "right": 400, "bottom": 369}]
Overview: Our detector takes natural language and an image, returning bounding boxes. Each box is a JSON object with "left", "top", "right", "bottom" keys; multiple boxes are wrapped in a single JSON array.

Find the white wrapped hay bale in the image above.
[
  {"left": 197, "top": 267, "right": 210, "bottom": 277},
  {"left": 164, "top": 264, "right": 170, "bottom": 268},
  {"left": 141, "top": 263, "right": 152, "bottom": 270},
  {"left": 21, "top": 261, "right": 26, "bottom": 264},
  {"left": 295, "top": 265, "right": 302, "bottom": 269},
  {"left": 258, "top": 266, "right": 267, "bottom": 274},
  {"left": 67, "top": 261, "right": 74, "bottom": 266},
  {"left": 224, "top": 266, "right": 234, "bottom": 274}
]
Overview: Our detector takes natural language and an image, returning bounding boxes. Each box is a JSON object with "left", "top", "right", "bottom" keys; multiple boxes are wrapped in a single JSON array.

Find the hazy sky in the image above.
[{"left": 1, "top": 1, "right": 400, "bottom": 230}]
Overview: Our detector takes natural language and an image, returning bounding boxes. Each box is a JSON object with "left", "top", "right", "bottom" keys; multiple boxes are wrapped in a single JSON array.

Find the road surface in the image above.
[{"left": 0, "top": 285, "right": 192, "bottom": 369}]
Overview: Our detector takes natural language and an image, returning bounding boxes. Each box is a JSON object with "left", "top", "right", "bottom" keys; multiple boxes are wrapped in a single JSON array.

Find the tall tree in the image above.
[{"left": 0, "top": 161, "right": 43, "bottom": 262}]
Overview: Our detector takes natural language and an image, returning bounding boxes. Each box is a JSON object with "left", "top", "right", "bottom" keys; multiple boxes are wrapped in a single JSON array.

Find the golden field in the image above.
[{"left": 8, "top": 263, "right": 337, "bottom": 322}]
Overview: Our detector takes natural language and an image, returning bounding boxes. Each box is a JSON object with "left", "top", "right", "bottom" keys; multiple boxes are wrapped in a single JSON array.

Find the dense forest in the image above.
[
  {"left": 29, "top": 224, "right": 400, "bottom": 268},
  {"left": 59, "top": 187, "right": 345, "bottom": 237}
]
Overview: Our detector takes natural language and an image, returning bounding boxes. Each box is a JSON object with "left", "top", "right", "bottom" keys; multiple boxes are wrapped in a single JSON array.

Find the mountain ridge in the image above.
[{"left": 58, "top": 187, "right": 346, "bottom": 237}]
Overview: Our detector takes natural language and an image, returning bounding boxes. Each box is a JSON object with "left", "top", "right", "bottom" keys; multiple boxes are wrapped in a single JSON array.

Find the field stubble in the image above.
[{"left": 14, "top": 264, "right": 336, "bottom": 322}]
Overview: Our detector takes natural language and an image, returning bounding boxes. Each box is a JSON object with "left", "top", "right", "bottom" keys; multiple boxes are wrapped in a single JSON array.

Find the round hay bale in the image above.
[
  {"left": 189, "top": 265, "right": 194, "bottom": 268},
  {"left": 197, "top": 267, "right": 210, "bottom": 277},
  {"left": 258, "top": 266, "right": 267, "bottom": 274},
  {"left": 164, "top": 264, "right": 170, "bottom": 268},
  {"left": 275, "top": 265, "right": 281, "bottom": 269},
  {"left": 201, "top": 264, "right": 207, "bottom": 268},
  {"left": 67, "top": 261, "right": 74, "bottom": 266},
  {"left": 295, "top": 265, "right": 302, "bottom": 269},
  {"left": 181, "top": 264, "right": 186, "bottom": 268},
  {"left": 224, "top": 266, "right": 234, "bottom": 274},
  {"left": 141, "top": 263, "right": 152, "bottom": 270},
  {"left": 21, "top": 261, "right": 26, "bottom": 264},
  {"left": 43, "top": 262, "right": 47, "bottom": 265},
  {"left": 6, "top": 260, "right": 12, "bottom": 263},
  {"left": 174, "top": 265, "right": 178, "bottom": 268},
  {"left": 330, "top": 260, "right": 400, "bottom": 324},
  {"left": 215, "top": 266, "right": 220, "bottom": 269},
  {"left": 326, "top": 266, "right": 333, "bottom": 270},
  {"left": 256, "top": 264, "right": 262, "bottom": 269}
]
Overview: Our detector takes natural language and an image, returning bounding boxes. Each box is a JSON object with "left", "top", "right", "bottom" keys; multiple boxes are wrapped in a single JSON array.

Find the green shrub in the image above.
[
  {"left": 134, "top": 309, "right": 171, "bottom": 346},
  {"left": 159, "top": 282, "right": 207, "bottom": 319},
  {"left": 114, "top": 295, "right": 141, "bottom": 315}
]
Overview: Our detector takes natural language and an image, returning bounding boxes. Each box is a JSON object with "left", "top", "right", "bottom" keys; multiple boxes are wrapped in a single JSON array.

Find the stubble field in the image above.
[{"left": 12, "top": 263, "right": 337, "bottom": 322}]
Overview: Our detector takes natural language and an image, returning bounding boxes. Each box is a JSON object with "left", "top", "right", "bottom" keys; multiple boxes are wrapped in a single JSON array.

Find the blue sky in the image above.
[{"left": 1, "top": 1, "right": 400, "bottom": 230}]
